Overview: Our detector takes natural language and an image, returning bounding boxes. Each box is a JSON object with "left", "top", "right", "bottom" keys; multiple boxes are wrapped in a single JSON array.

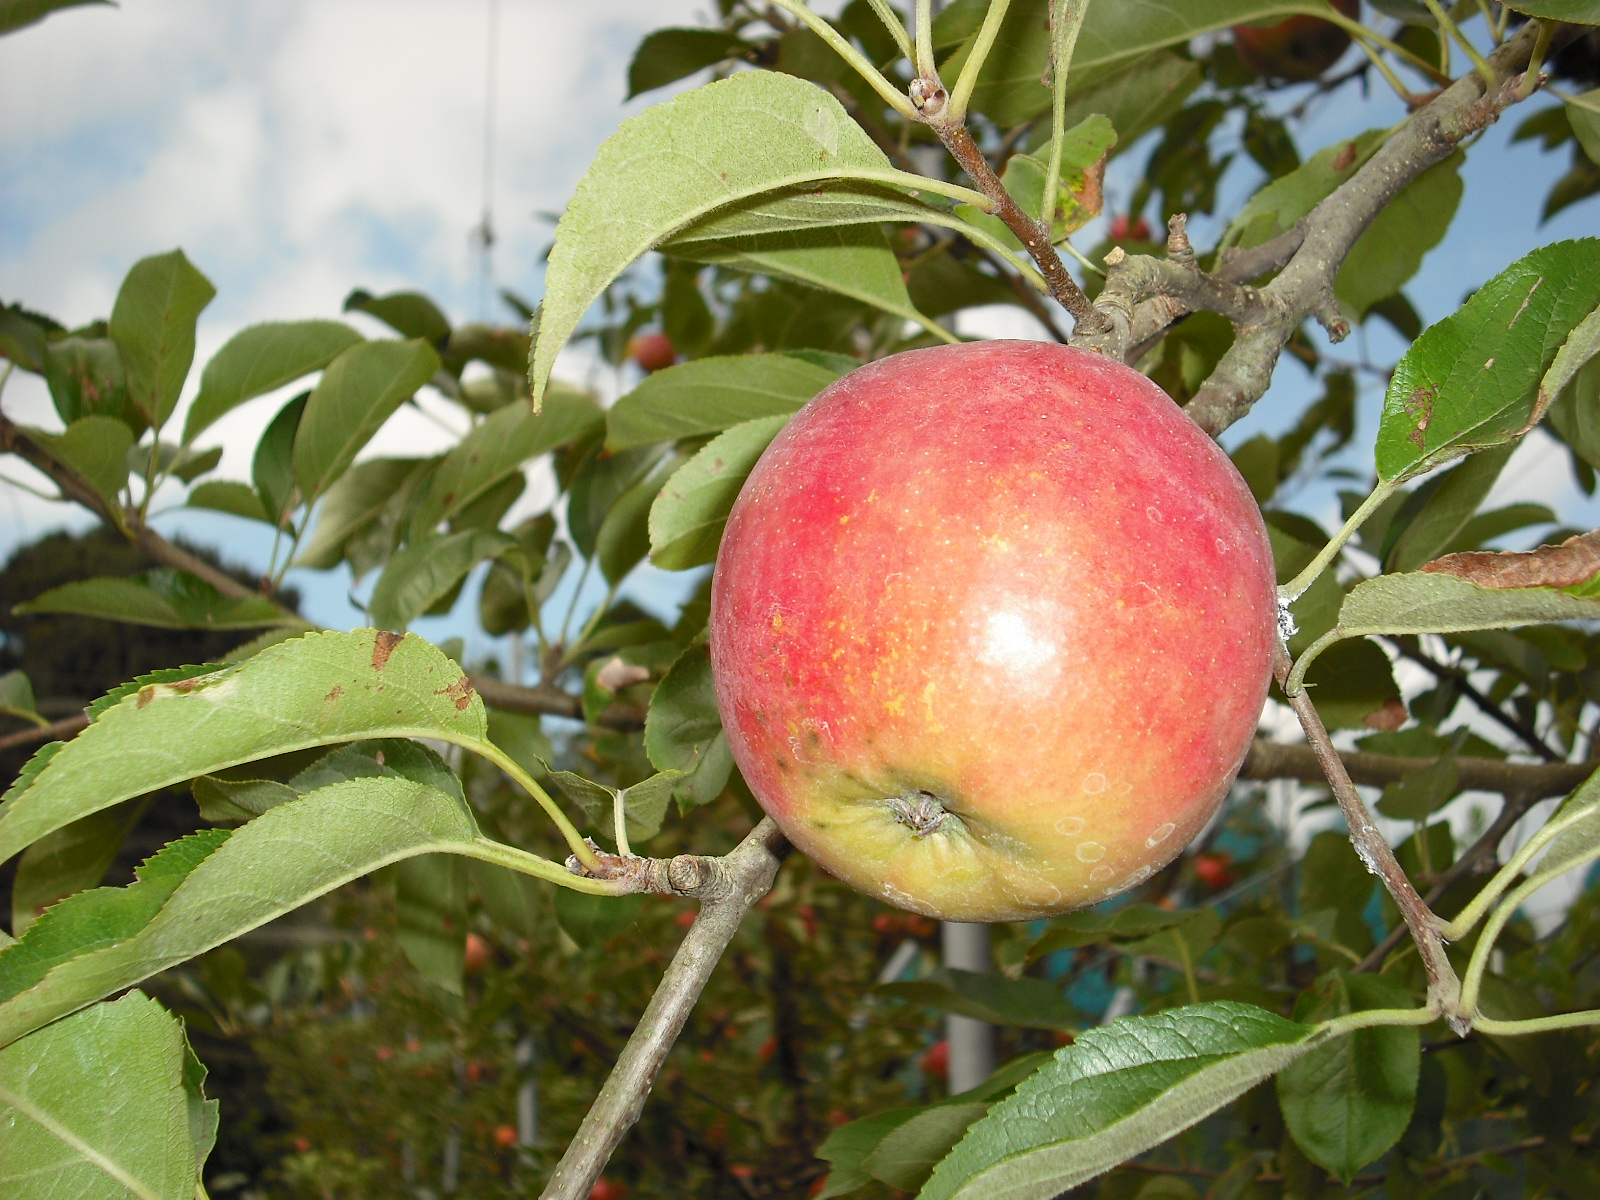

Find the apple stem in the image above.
[
  {"left": 1273, "top": 641, "right": 1465, "bottom": 1023},
  {"left": 538, "top": 819, "right": 790, "bottom": 1200}
]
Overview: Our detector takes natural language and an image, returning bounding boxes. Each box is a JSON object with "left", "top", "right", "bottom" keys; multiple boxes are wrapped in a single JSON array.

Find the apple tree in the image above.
[{"left": 2, "top": 0, "right": 1600, "bottom": 1197}]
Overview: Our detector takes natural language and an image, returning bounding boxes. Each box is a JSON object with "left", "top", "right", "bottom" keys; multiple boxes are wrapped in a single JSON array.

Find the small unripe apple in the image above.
[
  {"left": 710, "top": 342, "right": 1275, "bottom": 921},
  {"left": 1233, "top": 0, "right": 1359, "bottom": 82},
  {"left": 628, "top": 331, "right": 676, "bottom": 372}
]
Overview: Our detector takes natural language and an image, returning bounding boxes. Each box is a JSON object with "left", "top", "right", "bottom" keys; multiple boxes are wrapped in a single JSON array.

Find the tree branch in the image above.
[
  {"left": 1067, "top": 21, "right": 1560, "bottom": 436},
  {"left": 0, "top": 406, "right": 636, "bottom": 730},
  {"left": 0, "top": 713, "right": 89, "bottom": 755},
  {"left": 1238, "top": 738, "right": 1589, "bottom": 799},
  {"left": 539, "top": 819, "right": 789, "bottom": 1200}
]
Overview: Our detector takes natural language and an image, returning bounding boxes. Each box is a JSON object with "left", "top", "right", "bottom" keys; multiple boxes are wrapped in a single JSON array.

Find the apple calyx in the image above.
[{"left": 887, "top": 790, "right": 957, "bottom": 839}]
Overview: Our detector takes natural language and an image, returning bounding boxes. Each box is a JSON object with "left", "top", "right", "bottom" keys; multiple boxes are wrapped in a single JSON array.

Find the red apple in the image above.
[
  {"left": 921, "top": 1039, "right": 950, "bottom": 1078},
  {"left": 463, "top": 931, "right": 491, "bottom": 975},
  {"left": 1109, "top": 214, "right": 1151, "bottom": 242},
  {"left": 1233, "top": 0, "right": 1359, "bottom": 83},
  {"left": 493, "top": 1123, "right": 519, "bottom": 1149},
  {"left": 1193, "top": 852, "right": 1238, "bottom": 891},
  {"left": 709, "top": 342, "right": 1275, "bottom": 921},
  {"left": 628, "top": 331, "right": 676, "bottom": 372},
  {"left": 589, "top": 1179, "right": 626, "bottom": 1200}
]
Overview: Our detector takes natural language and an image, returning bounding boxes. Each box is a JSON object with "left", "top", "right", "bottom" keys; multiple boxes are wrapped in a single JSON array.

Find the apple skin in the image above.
[
  {"left": 1233, "top": 0, "right": 1359, "bottom": 83},
  {"left": 709, "top": 342, "right": 1276, "bottom": 922}
]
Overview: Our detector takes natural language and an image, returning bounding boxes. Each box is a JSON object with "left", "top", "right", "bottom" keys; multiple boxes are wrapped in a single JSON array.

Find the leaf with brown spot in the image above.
[
  {"left": 371, "top": 630, "right": 403, "bottom": 671},
  {"left": 1420, "top": 529, "right": 1600, "bottom": 591}
]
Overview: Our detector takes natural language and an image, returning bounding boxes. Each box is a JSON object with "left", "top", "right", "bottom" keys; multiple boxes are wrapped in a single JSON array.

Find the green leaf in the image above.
[
  {"left": 10, "top": 800, "right": 146, "bottom": 935},
  {"left": 107, "top": 249, "right": 216, "bottom": 429},
  {"left": 0, "top": 832, "right": 230, "bottom": 1006},
  {"left": 1384, "top": 443, "right": 1513, "bottom": 573},
  {"left": 293, "top": 456, "right": 434, "bottom": 569},
  {"left": 1540, "top": 299, "right": 1600, "bottom": 417},
  {"left": 607, "top": 353, "right": 836, "bottom": 451},
  {"left": 879, "top": 967, "right": 1077, "bottom": 1031},
  {"left": 0, "top": 669, "right": 39, "bottom": 723},
  {"left": 1567, "top": 89, "right": 1600, "bottom": 162},
  {"left": 667, "top": 224, "right": 948, "bottom": 342},
  {"left": 0, "top": 629, "right": 486, "bottom": 869},
  {"left": 42, "top": 336, "right": 137, "bottom": 430},
  {"left": 1377, "top": 239, "right": 1600, "bottom": 482},
  {"left": 0, "top": 776, "right": 483, "bottom": 1048},
  {"left": 183, "top": 319, "right": 362, "bottom": 443},
  {"left": 1043, "top": 51, "right": 1201, "bottom": 153},
  {"left": 412, "top": 387, "right": 602, "bottom": 532},
  {"left": 817, "top": 1055, "right": 1050, "bottom": 1198},
  {"left": 367, "top": 529, "right": 511, "bottom": 631},
  {"left": 936, "top": 0, "right": 1341, "bottom": 128},
  {"left": 530, "top": 70, "right": 945, "bottom": 408},
  {"left": 292, "top": 339, "right": 441, "bottom": 500},
  {"left": 0, "top": 0, "right": 109, "bottom": 35},
  {"left": 644, "top": 641, "right": 723, "bottom": 777},
  {"left": 1536, "top": 765, "right": 1600, "bottom": 879},
  {"left": 1336, "top": 151, "right": 1463, "bottom": 321},
  {"left": 393, "top": 854, "right": 467, "bottom": 995},
  {"left": 626, "top": 27, "right": 751, "bottom": 98},
  {"left": 1297, "top": 637, "right": 1402, "bottom": 732},
  {"left": 342, "top": 289, "right": 451, "bottom": 344},
  {"left": 1025, "top": 904, "right": 1187, "bottom": 958},
  {"left": 596, "top": 451, "right": 686, "bottom": 585},
  {"left": 253, "top": 391, "right": 307, "bottom": 523},
  {"left": 30, "top": 416, "right": 133, "bottom": 506},
  {"left": 1330, "top": 571, "right": 1600, "bottom": 643},
  {"left": 1222, "top": 130, "right": 1386, "bottom": 252},
  {"left": 0, "top": 991, "right": 201, "bottom": 1200},
  {"left": 1277, "top": 973, "right": 1420, "bottom": 1182},
  {"left": 546, "top": 767, "right": 682, "bottom": 844},
  {"left": 553, "top": 889, "right": 646, "bottom": 948},
  {"left": 649, "top": 415, "right": 786, "bottom": 570},
  {"left": 1502, "top": 1, "right": 1600, "bottom": 22},
  {"left": 1378, "top": 755, "right": 1465, "bottom": 826},
  {"left": 179, "top": 1028, "right": 218, "bottom": 1173},
  {"left": 186, "top": 480, "right": 270, "bottom": 523},
  {"left": 15, "top": 570, "right": 293, "bottom": 631},
  {"left": 1123, "top": 908, "right": 1223, "bottom": 974},
  {"left": 567, "top": 445, "right": 666, "bottom": 559},
  {"left": 920, "top": 1002, "right": 1317, "bottom": 1200},
  {"left": 866, "top": 1105, "right": 993, "bottom": 1192}
]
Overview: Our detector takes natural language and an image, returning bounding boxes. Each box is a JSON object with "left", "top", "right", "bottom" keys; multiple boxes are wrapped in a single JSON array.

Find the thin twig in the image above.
[
  {"left": 0, "top": 713, "right": 89, "bottom": 754},
  {"left": 1273, "top": 641, "right": 1465, "bottom": 1027},
  {"left": 1387, "top": 636, "right": 1562, "bottom": 762},
  {"left": 538, "top": 819, "right": 789, "bottom": 1200}
]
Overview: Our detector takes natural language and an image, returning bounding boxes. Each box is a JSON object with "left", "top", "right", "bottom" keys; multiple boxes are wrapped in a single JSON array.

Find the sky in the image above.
[{"left": 2, "top": 3, "right": 1596, "bottom": 918}]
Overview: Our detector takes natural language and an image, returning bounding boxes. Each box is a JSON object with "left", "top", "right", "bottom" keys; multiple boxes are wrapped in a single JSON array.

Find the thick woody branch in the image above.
[
  {"left": 1068, "top": 21, "right": 1559, "bottom": 435},
  {"left": 539, "top": 819, "right": 789, "bottom": 1200},
  {"left": 1239, "top": 738, "right": 1590, "bottom": 799}
]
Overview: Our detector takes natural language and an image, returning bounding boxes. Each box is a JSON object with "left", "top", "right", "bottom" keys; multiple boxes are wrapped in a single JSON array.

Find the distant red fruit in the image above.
[
  {"left": 590, "top": 1178, "right": 626, "bottom": 1200},
  {"left": 1109, "top": 214, "right": 1152, "bottom": 241},
  {"left": 493, "top": 1124, "right": 518, "bottom": 1149},
  {"left": 1193, "top": 852, "right": 1237, "bottom": 891},
  {"left": 629, "top": 332, "right": 677, "bottom": 372},
  {"left": 730, "top": 1165, "right": 755, "bottom": 1179},
  {"left": 758, "top": 1035, "right": 777, "bottom": 1061},
  {"left": 921, "top": 1039, "right": 950, "bottom": 1078},
  {"left": 464, "top": 932, "right": 492, "bottom": 976},
  {"left": 1233, "top": 0, "right": 1360, "bottom": 82}
]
